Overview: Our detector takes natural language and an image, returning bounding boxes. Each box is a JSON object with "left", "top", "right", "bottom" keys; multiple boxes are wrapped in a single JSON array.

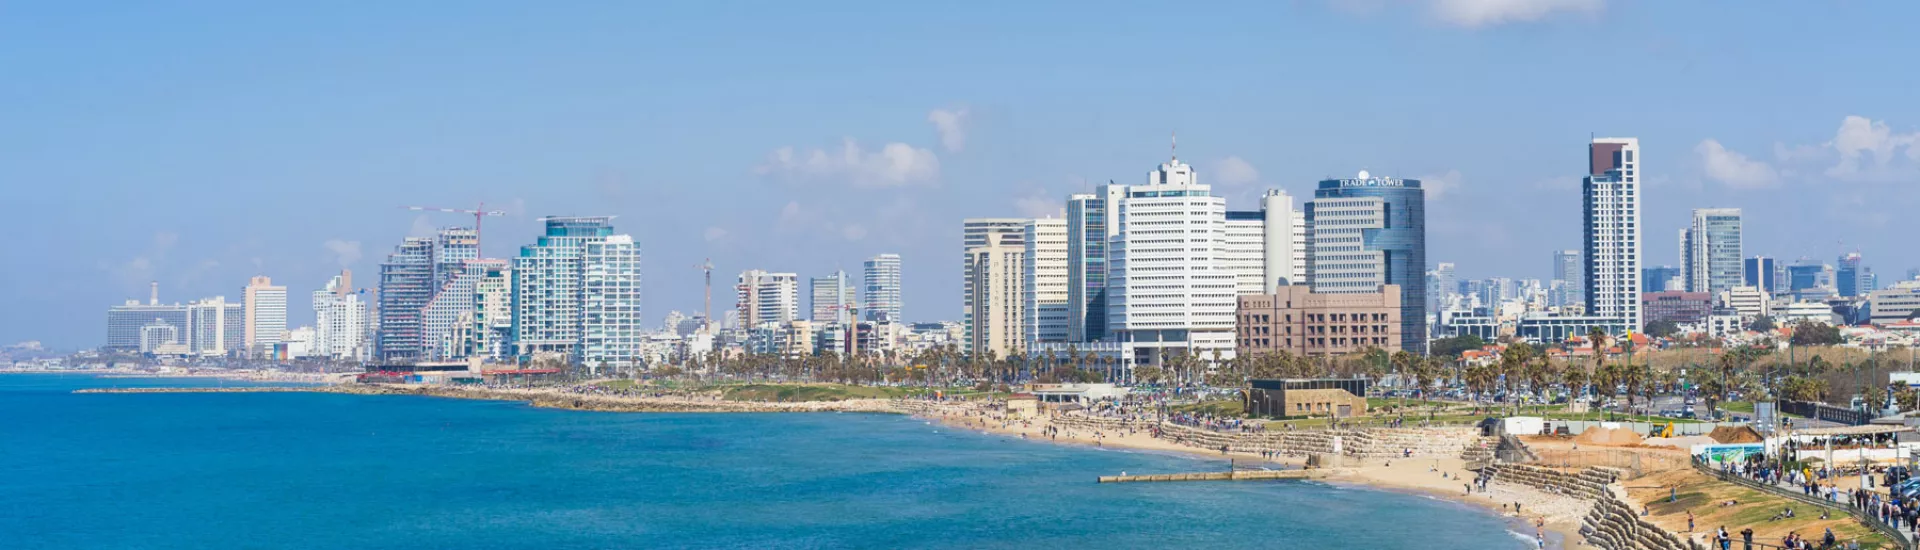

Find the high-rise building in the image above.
[
  {"left": 1306, "top": 170, "right": 1428, "bottom": 353},
  {"left": 185, "top": 296, "right": 246, "bottom": 356},
  {"left": 1066, "top": 185, "right": 1124, "bottom": 343},
  {"left": 1838, "top": 252, "right": 1867, "bottom": 298},
  {"left": 1743, "top": 256, "right": 1780, "bottom": 295},
  {"left": 1024, "top": 217, "right": 1069, "bottom": 347},
  {"left": 105, "top": 283, "right": 189, "bottom": 352},
  {"left": 242, "top": 276, "right": 287, "bottom": 352},
  {"left": 420, "top": 259, "right": 506, "bottom": 360},
  {"left": 1108, "top": 157, "right": 1238, "bottom": 364},
  {"left": 1224, "top": 189, "right": 1302, "bottom": 296},
  {"left": 967, "top": 232, "right": 1025, "bottom": 358},
  {"left": 962, "top": 218, "right": 1027, "bottom": 353},
  {"left": 463, "top": 264, "right": 513, "bottom": 360},
  {"left": 1428, "top": 263, "right": 1457, "bottom": 315},
  {"left": 1642, "top": 266, "right": 1680, "bottom": 293},
  {"left": 861, "top": 254, "right": 902, "bottom": 323},
  {"left": 809, "top": 270, "right": 855, "bottom": 324},
  {"left": 511, "top": 217, "right": 638, "bottom": 362},
  {"left": 312, "top": 270, "right": 368, "bottom": 360},
  {"left": 736, "top": 270, "right": 800, "bottom": 329},
  {"left": 374, "top": 227, "right": 477, "bottom": 362},
  {"left": 1581, "top": 138, "right": 1643, "bottom": 333},
  {"left": 579, "top": 234, "right": 644, "bottom": 370},
  {"left": 1683, "top": 208, "right": 1743, "bottom": 295},
  {"left": 1870, "top": 280, "right": 1920, "bottom": 324},
  {"left": 1552, "top": 250, "right": 1582, "bottom": 308}
]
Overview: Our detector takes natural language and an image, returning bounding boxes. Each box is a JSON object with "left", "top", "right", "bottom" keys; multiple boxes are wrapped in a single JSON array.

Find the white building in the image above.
[
  {"left": 968, "top": 232, "right": 1026, "bottom": 358},
  {"left": 1107, "top": 156, "right": 1237, "bottom": 366},
  {"left": 737, "top": 270, "right": 800, "bottom": 329},
  {"left": 242, "top": 276, "right": 286, "bottom": 353},
  {"left": 580, "top": 234, "right": 644, "bottom": 371},
  {"left": 1719, "top": 285, "right": 1770, "bottom": 322},
  {"left": 962, "top": 218, "right": 1028, "bottom": 353},
  {"left": 284, "top": 326, "right": 315, "bottom": 359},
  {"left": 810, "top": 270, "right": 856, "bottom": 324},
  {"left": 1776, "top": 301, "right": 1840, "bottom": 326},
  {"left": 1871, "top": 280, "right": 1920, "bottom": 325},
  {"left": 511, "top": 217, "right": 615, "bottom": 360},
  {"left": 1024, "top": 217, "right": 1070, "bottom": 347},
  {"left": 1684, "top": 208, "right": 1744, "bottom": 295},
  {"left": 1582, "top": 138, "right": 1643, "bottom": 333},
  {"left": 422, "top": 260, "right": 505, "bottom": 360},
  {"left": 862, "top": 253, "right": 903, "bottom": 323},
  {"left": 312, "top": 271, "right": 368, "bottom": 360},
  {"left": 186, "top": 296, "right": 245, "bottom": 356}
]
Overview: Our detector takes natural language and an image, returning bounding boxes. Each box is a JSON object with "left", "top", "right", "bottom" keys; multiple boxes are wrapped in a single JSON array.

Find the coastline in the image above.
[{"left": 73, "top": 381, "right": 1582, "bottom": 547}]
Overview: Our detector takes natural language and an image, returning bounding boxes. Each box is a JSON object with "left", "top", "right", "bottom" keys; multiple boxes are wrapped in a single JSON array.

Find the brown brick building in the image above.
[
  {"left": 1235, "top": 285, "right": 1402, "bottom": 357},
  {"left": 1642, "top": 291, "right": 1712, "bottom": 326}
]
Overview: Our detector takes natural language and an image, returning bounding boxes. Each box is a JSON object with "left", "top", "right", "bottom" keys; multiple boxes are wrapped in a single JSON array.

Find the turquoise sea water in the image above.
[{"left": 1, "top": 374, "right": 1530, "bottom": 549}]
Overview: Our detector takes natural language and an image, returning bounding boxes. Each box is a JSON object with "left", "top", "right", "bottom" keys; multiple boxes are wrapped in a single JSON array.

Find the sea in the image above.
[{"left": 0, "top": 374, "right": 1532, "bottom": 549}]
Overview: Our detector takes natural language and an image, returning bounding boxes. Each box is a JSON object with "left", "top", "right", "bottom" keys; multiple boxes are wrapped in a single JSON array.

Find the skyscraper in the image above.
[
  {"left": 1642, "top": 266, "right": 1681, "bottom": 293},
  {"left": 242, "top": 276, "right": 287, "bottom": 353},
  {"left": 967, "top": 232, "right": 1025, "bottom": 358},
  {"left": 1581, "top": 138, "right": 1643, "bottom": 333},
  {"left": 809, "top": 270, "right": 855, "bottom": 324},
  {"left": 1683, "top": 208, "right": 1743, "bottom": 295},
  {"left": 1224, "top": 189, "right": 1302, "bottom": 295},
  {"left": 962, "top": 218, "right": 1027, "bottom": 353},
  {"left": 1837, "top": 252, "right": 1866, "bottom": 297},
  {"left": 1109, "top": 157, "right": 1238, "bottom": 364},
  {"left": 1744, "top": 256, "right": 1779, "bottom": 295},
  {"left": 736, "top": 270, "right": 800, "bottom": 329},
  {"left": 579, "top": 234, "right": 644, "bottom": 370},
  {"left": 1552, "top": 250, "right": 1582, "bottom": 308},
  {"left": 1066, "top": 185, "right": 1124, "bottom": 343},
  {"left": 105, "top": 284, "right": 189, "bottom": 352},
  {"left": 1023, "top": 217, "right": 1069, "bottom": 347},
  {"left": 420, "top": 259, "right": 505, "bottom": 360},
  {"left": 861, "top": 254, "right": 902, "bottom": 323},
  {"left": 312, "top": 271, "right": 369, "bottom": 360},
  {"left": 1428, "top": 262, "right": 1457, "bottom": 314},
  {"left": 1305, "top": 170, "right": 1428, "bottom": 353},
  {"left": 510, "top": 217, "right": 642, "bottom": 364},
  {"left": 186, "top": 296, "right": 246, "bottom": 356},
  {"left": 374, "top": 227, "right": 478, "bottom": 362}
]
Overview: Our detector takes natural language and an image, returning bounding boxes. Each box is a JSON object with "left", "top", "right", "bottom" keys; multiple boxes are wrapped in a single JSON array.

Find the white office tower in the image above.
[
  {"left": 1066, "top": 185, "right": 1126, "bottom": 343},
  {"left": 1262, "top": 190, "right": 1301, "bottom": 291},
  {"left": 862, "top": 254, "right": 903, "bottom": 323},
  {"left": 1582, "top": 138, "right": 1644, "bottom": 332},
  {"left": 312, "top": 271, "right": 368, "bottom": 360},
  {"left": 465, "top": 265, "right": 513, "bottom": 360},
  {"left": 242, "top": 276, "right": 287, "bottom": 352},
  {"left": 1683, "top": 208, "right": 1744, "bottom": 296},
  {"left": 1107, "top": 157, "right": 1237, "bottom": 366},
  {"left": 737, "top": 270, "right": 800, "bottom": 329},
  {"left": 580, "top": 234, "right": 644, "bottom": 371},
  {"left": 1024, "top": 217, "right": 1070, "bottom": 347},
  {"left": 810, "top": 271, "right": 856, "bottom": 324},
  {"left": 962, "top": 218, "right": 1027, "bottom": 353},
  {"left": 1224, "top": 190, "right": 1299, "bottom": 295},
  {"left": 967, "top": 232, "right": 1026, "bottom": 358},
  {"left": 186, "top": 296, "right": 246, "bottom": 356},
  {"left": 511, "top": 217, "right": 633, "bottom": 362}
]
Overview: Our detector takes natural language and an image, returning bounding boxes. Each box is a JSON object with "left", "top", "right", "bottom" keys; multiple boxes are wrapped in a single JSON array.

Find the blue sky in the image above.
[{"left": 5, "top": 1, "right": 1919, "bottom": 349}]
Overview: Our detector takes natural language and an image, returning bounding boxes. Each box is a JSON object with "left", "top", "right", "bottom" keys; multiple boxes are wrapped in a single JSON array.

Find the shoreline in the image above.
[{"left": 73, "top": 381, "right": 1582, "bottom": 547}]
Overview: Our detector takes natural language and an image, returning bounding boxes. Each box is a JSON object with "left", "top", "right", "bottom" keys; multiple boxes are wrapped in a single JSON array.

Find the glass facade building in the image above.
[{"left": 1305, "top": 172, "right": 1427, "bottom": 353}]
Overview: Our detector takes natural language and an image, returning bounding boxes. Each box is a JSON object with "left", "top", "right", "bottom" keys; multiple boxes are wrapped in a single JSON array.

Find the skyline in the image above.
[{"left": 9, "top": 2, "right": 1920, "bottom": 349}]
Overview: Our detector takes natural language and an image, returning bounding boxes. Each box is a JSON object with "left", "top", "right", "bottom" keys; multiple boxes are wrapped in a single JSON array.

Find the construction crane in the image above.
[
  {"left": 694, "top": 258, "right": 714, "bottom": 331},
  {"left": 401, "top": 203, "right": 507, "bottom": 254},
  {"left": 821, "top": 303, "right": 862, "bottom": 357}
]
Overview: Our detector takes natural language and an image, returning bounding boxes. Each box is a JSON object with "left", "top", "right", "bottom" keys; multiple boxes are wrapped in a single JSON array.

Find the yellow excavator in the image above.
[{"left": 1652, "top": 422, "right": 1675, "bottom": 438}]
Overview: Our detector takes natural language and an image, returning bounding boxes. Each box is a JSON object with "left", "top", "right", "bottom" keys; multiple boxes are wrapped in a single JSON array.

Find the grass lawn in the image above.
[
  {"left": 717, "top": 383, "right": 927, "bottom": 402},
  {"left": 1633, "top": 468, "right": 1890, "bottom": 549}
]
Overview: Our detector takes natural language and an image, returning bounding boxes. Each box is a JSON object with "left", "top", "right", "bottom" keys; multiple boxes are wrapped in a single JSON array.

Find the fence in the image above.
[
  {"left": 1524, "top": 448, "right": 1689, "bottom": 478},
  {"left": 1692, "top": 458, "right": 1913, "bottom": 550},
  {"left": 1546, "top": 419, "right": 1743, "bottom": 437},
  {"left": 1780, "top": 400, "right": 1876, "bottom": 426}
]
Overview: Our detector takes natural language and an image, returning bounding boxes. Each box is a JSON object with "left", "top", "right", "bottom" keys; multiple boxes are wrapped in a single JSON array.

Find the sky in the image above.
[{"left": 5, "top": 0, "right": 1920, "bottom": 350}]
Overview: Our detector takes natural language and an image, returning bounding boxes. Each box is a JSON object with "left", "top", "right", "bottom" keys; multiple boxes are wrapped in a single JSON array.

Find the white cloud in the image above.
[
  {"left": 1416, "top": 169, "right": 1464, "bottom": 201},
  {"left": 1429, "top": 0, "right": 1604, "bottom": 27},
  {"left": 322, "top": 239, "right": 363, "bottom": 267},
  {"left": 703, "top": 226, "right": 729, "bottom": 242},
  {"left": 1213, "top": 156, "right": 1260, "bottom": 186},
  {"left": 408, "top": 215, "right": 437, "bottom": 238},
  {"left": 928, "top": 108, "right": 969, "bottom": 152},
  {"left": 1826, "top": 115, "right": 1920, "bottom": 181},
  {"left": 1694, "top": 139, "right": 1780, "bottom": 189},
  {"left": 840, "top": 224, "right": 869, "bottom": 241},
  {"left": 1014, "top": 192, "right": 1064, "bottom": 219},
  {"left": 757, "top": 138, "right": 940, "bottom": 187}
]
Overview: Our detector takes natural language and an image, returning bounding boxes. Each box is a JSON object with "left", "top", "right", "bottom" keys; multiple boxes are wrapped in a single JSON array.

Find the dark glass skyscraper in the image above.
[
  {"left": 1066, "top": 185, "right": 1123, "bottom": 342},
  {"left": 1305, "top": 173, "right": 1426, "bottom": 354}
]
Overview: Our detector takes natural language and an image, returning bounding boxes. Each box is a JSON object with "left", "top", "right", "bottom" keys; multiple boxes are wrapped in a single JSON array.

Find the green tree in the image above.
[
  {"left": 1790, "top": 321, "right": 1842, "bottom": 347},
  {"left": 1644, "top": 320, "right": 1681, "bottom": 339},
  {"left": 1429, "top": 334, "right": 1487, "bottom": 359},
  {"left": 1749, "top": 316, "right": 1776, "bottom": 333}
]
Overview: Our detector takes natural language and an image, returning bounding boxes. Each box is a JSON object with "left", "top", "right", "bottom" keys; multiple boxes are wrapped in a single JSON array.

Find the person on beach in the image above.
[{"left": 1687, "top": 510, "right": 1694, "bottom": 532}]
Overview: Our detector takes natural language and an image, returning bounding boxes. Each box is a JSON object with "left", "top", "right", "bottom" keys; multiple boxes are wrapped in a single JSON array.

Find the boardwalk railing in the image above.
[{"left": 1691, "top": 458, "right": 1913, "bottom": 550}]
